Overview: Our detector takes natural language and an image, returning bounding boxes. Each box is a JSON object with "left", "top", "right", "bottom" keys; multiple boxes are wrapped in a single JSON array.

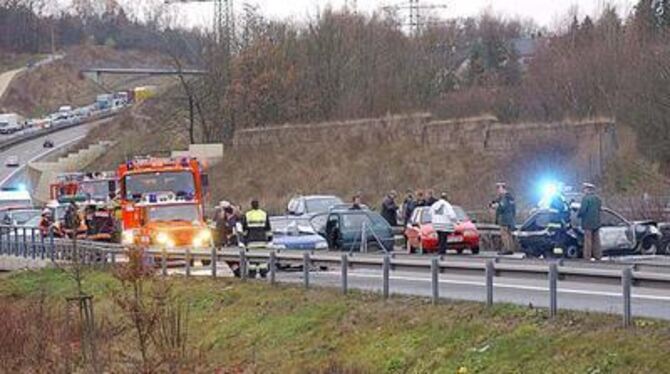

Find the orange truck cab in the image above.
[
  {"left": 117, "top": 157, "right": 209, "bottom": 249},
  {"left": 121, "top": 193, "right": 212, "bottom": 250}
]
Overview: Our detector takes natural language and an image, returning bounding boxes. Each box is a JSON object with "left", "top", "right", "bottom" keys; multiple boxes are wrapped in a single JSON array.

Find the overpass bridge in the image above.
[{"left": 80, "top": 67, "right": 208, "bottom": 82}]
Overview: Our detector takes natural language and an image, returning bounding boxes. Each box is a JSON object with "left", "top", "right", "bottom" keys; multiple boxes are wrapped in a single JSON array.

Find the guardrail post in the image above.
[
  {"left": 341, "top": 254, "right": 348, "bottom": 294},
  {"left": 485, "top": 260, "right": 494, "bottom": 307},
  {"left": 110, "top": 251, "right": 116, "bottom": 265},
  {"left": 161, "top": 250, "right": 167, "bottom": 276},
  {"left": 382, "top": 255, "right": 390, "bottom": 299},
  {"left": 0, "top": 227, "right": 5, "bottom": 255},
  {"left": 431, "top": 257, "right": 439, "bottom": 304},
  {"left": 303, "top": 252, "right": 310, "bottom": 289},
  {"left": 549, "top": 263, "right": 558, "bottom": 319},
  {"left": 49, "top": 228, "right": 55, "bottom": 262},
  {"left": 239, "top": 250, "right": 247, "bottom": 280},
  {"left": 185, "top": 249, "right": 191, "bottom": 277},
  {"left": 30, "top": 228, "right": 36, "bottom": 259},
  {"left": 21, "top": 227, "right": 27, "bottom": 257},
  {"left": 210, "top": 247, "right": 217, "bottom": 278},
  {"left": 39, "top": 230, "right": 45, "bottom": 260},
  {"left": 269, "top": 251, "right": 276, "bottom": 285},
  {"left": 622, "top": 267, "right": 633, "bottom": 328},
  {"left": 13, "top": 227, "right": 19, "bottom": 256}
]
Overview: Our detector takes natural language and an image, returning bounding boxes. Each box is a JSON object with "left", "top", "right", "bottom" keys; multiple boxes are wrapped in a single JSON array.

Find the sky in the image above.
[{"left": 172, "top": 0, "right": 635, "bottom": 30}]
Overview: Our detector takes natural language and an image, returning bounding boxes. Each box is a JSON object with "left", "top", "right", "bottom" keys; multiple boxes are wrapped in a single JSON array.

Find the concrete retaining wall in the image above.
[
  {"left": 26, "top": 141, "right": 115, "bottom": 204},
  {"left": 171, "top": 143, "right": 224, "bottom": 164},
  {"left": 232, "top": 113, "right": 616, "bottom": 180}
]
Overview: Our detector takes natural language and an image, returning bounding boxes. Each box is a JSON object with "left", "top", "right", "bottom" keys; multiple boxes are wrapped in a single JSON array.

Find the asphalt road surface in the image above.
[{"left": 0, "top": 119, "right": 107, "bottom": 189}]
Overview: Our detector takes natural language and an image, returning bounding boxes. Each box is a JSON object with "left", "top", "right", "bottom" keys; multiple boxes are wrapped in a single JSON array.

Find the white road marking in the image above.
[
  {"left": 318, "top": 271, "right": 670, "bottom": 302},
  {"left": 0, "top": 135, "right": 85, "bottom": 187}
]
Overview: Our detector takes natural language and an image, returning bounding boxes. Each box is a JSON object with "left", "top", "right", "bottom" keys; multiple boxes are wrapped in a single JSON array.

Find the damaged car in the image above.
[{"left": 515, "top": 206, "right": 662, "bottom": 259}]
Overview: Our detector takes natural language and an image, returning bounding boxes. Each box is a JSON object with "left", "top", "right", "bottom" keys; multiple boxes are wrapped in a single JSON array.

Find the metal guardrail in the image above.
[{"left": 1, "top": 225, "right": 669, "bottom": 327}]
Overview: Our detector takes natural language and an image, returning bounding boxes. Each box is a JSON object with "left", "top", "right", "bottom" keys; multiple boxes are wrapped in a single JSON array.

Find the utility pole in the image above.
[
  {"left": 164, "top": 0, "right": 234, "bottom": 45},
  {"left": 383, "top": 0, "right": 447, "bottom": 36}
]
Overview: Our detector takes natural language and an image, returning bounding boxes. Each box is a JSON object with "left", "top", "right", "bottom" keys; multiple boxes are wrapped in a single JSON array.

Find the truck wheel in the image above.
[
  {"left": 259, "top": 269, "right": 268, "bottom": 278},
  {"left": 248, "top": 269, "right": 257, "bottom": 279}
]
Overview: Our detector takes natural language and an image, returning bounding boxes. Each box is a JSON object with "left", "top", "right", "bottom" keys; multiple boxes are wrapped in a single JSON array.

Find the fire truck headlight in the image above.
[
  {"left": 166, "top": 239, "right": 175, "bottom": 248},
  {"left": 122, "top": 230, "right": 134, "bottom": 245},
  {"left": 192, "top": 237, "right": 203, "bottom": 248},
  {"left": 156, "top": 232, "right": 169, "bottom": 245},
  {"left": 199, "top": 229, "right": 212, "bottom": 241}
]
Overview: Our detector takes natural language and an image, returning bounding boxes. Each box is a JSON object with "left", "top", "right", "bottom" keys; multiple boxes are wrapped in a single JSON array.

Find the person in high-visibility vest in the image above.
[{"left": 242, "top": 199, "right": 272, "bottom": 249}]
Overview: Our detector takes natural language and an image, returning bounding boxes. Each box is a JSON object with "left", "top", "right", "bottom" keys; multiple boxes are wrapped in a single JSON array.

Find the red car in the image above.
[{"left": 404, "top": 206, "right": 480, "bottom": 254}]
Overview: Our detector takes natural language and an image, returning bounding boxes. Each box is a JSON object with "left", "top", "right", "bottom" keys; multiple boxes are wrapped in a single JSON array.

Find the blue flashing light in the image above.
[
  {"left": 538, "top": 180, "right": 562, "bottom": 209},
  {"left": 149, "top": 193, "right": 157, "bottom": 203}
]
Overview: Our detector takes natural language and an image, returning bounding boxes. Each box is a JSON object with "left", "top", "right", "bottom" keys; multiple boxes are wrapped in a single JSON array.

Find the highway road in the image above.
[{"left": 0, "top": 119, "right": 106, "bottom": 189}]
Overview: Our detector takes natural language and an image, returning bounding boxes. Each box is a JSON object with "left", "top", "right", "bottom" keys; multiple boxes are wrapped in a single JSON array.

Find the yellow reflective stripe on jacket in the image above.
[{"left": 245, "top": 209, "right": 267, "bottom": 227}]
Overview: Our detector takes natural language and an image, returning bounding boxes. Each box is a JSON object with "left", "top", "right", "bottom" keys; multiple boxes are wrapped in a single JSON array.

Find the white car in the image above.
[{"left": 5, "top": 156, "right": 19, "bottom": 167}]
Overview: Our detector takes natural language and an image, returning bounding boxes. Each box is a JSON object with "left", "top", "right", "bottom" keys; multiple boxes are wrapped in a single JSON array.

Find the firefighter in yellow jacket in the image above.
[{"left": 242, "top": 199, "right": 272, "bottom": 249}]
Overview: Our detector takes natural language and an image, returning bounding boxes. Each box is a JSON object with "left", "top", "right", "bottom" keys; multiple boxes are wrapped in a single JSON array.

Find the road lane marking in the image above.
[
  {"left": 0, "top": 135, "right": 86, "bottom": 187},
  {"left": 317, "top": 271, "right": 670, "bottom": 302}
]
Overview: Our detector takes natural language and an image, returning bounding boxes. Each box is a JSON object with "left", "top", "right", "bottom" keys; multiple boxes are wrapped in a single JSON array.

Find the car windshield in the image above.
[
  {"left": 125, "top": 171, "right": 195, "bottom": 200},
  {"left": 0, "top": 200, "right": 31, "bottom": 210},
  {"left": 419, "top": 206, "right": 468, "bottom": 224},
  {"left": 79, "top": 180, "right": 111, "bottom": 200},
  {"left": 11, "top": 210, "right": 40, "bottom": 225},
  {"left": 271, "top": 217, "right": 316, "bottom": 235},
  {"left": 305, "top": 197, "right": 342, "bottom": 213},
  {"left": 147, "top": 204, "right": 200, "bottom": 222},
  {"left": 341, "top": 213, "right": 371, "bottom": 230}
]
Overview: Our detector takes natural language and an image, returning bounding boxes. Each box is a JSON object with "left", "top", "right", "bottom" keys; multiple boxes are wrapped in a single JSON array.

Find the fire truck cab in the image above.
[
  {"left": 117, "top": 157, "right": 209, "bottom": 249},
  {"left": 121, "top": 192, "right": 212, "bottom": 250}
]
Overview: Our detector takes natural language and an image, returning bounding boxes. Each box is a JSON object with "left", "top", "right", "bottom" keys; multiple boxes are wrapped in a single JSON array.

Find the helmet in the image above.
[{"left": 42, "top": 208, "right": 51, "bottom": 216}]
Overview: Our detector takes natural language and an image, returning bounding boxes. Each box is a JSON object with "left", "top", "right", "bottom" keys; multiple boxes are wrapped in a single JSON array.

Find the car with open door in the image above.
[{"left": 319, "top": 209, "right": 394, "bottom": 252}]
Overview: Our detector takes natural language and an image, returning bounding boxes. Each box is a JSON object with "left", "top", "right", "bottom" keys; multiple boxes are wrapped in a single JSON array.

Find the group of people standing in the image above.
[{"left": 376, "top": 181, "right": 603, "bottom": 260}]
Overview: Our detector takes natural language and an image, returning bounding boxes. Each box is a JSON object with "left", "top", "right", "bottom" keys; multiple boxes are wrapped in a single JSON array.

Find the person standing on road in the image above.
[
  {"left": 381, "top": 190, "right": 399, "bottom": 226},
  {"left": 426, "top": 189, "right": 438, "bottom": 206},
  {"left": 430, "top": 192, "right": 457, "bottom": 255},
  {"left": 402, "top": 190, "right": 416, "bottom": 225},
  {"left": 493, "top": 182, "right": 516, "bottom": 255},
  {"left": 578, "top": 183, "right": 602, "bottom": 260},
  {"left": 416, "top": 190, "right": 427, "bottom": 207},
  {"left": 242, "top": 199, "right": 272, "bottom": 249}
]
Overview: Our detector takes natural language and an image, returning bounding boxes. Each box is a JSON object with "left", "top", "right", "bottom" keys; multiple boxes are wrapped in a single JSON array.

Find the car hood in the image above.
[{"left": 421, "top": 221, "right": 476, "bottom": 234}]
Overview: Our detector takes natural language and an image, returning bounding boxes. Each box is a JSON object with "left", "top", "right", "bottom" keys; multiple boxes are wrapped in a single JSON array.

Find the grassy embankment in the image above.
[{"left": 1, "top": 268, "right": 670, "bottom": 373}]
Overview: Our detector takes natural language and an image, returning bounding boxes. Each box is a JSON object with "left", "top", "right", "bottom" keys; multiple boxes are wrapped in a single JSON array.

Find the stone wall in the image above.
[{"left": 232, "top": 113, "right": 617, "bottom": 181}]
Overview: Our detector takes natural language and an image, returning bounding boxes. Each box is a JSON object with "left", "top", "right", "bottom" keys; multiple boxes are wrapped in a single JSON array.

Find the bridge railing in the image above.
[{"left": 1, "top": 225, "right": 668, "bottom": 327}]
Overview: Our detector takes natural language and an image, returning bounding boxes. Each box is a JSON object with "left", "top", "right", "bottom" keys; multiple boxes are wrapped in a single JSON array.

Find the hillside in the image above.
[
  {"left": 0, "top": 45, "right": 175, "bottom": 117},
  {"left": 2, "top": 268, "right": 670, "bottom": 373}
]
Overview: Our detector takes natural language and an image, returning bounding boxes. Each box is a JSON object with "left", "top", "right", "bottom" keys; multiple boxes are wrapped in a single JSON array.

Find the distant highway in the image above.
[{"left": 0, "top": 118, "right": 107, "bottom": 189}]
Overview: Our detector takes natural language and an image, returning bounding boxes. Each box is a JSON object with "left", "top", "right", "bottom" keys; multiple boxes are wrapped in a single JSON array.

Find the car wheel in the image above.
[
  {"left": 638, "top": 236, "right": 658, "bottom": 256},
  {"left": 471, "top": 247, "right": 480, "bottom": 255},
  {"left": 565, "top": 245, "right": 580, "bottom": 259},
  {"left": 663, "top": 240, "right": 670, "bottom": 255},
  {"left": 201, "top": 259, "right": 212, "bottom": 266}
]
